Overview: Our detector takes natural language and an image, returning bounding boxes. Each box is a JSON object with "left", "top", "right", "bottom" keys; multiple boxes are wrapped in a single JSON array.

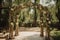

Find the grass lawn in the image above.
[{"left": 50, "top": 29, "right": 60, "bottom": 40}]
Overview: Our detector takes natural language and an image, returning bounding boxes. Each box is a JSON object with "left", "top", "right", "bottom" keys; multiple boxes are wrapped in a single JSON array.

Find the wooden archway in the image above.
[{"left": 9, "top": 2, "right": 51, "bottom": 40}]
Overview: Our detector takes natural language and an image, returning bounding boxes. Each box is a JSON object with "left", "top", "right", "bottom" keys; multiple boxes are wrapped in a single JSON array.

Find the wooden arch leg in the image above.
[
  {"left": 9, "top": 22, "right": 14, "bottom": 39},
  {"left": 15, "top": 22, "right": 19, "bottom": 36},
  {"left": 40, "top": 25, "right": 44, "bottom": 37},
  {"left": 45, "top": 25, "right": 50, "bottom": 40}
]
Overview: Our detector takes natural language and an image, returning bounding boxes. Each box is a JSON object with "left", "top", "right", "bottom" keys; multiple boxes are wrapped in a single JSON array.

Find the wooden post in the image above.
[
  {"left": 15, "top": 22, "right": 19, "bottom": 36},
  {"left": 37, "top": 4, "right": 45, "bottom": 37},
  {"left": 43, "top": 9, "right": 51, "bottom": 40},
  {"left": 45, "top": 21, "right": 51, "bottom": 40},
  {"left": 45, "top": 24, "right": 50, "bottom": 40},
  {"left": 9, "top": 22, "right": 14, "bottom": 39},
  {"left": 40, "top": 11, "right": 44, "bottom": 37},
  {"left": 9, "top": 8, "right": 14, "bottom": 39},
  {"left": 40, "top": 24, "right": 44, "bottom": 37},
  {"left": 15, "top": 15, "right": 19, "bottom": 36}
]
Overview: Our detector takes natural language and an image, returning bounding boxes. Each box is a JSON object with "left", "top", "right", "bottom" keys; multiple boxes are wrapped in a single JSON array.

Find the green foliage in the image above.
[
  {"left": 2, "top": 0, "right": 59, "bottom": 26},
  {"left": 35, "top": 0, "right": 40, "bottom": 4},
  {"left": 50, "top": 29, "right": 60, "bottom": 36},
  {"left": 50, "top": 30, "right": 60, "bottom": 40},
  {"left": 57, "top": 0, "right": 60, "bottom": 7},
  {"left": 48, "top": 6, "right": 59, "bottom": 23}
]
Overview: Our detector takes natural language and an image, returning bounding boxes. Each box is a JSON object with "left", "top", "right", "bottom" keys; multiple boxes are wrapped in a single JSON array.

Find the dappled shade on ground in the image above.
[{"left": 13, "top": 32, "right": 53, "bottom": 40}]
